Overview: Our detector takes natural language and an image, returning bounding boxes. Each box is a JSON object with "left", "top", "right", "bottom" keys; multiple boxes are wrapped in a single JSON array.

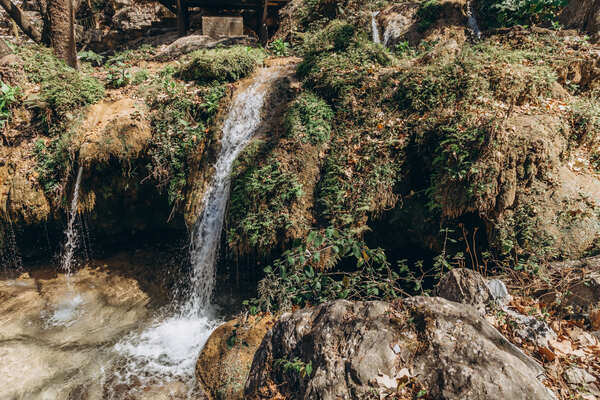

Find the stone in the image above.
[
  {"left": 245, "top": 298, "right": 554, "bottom": 400},
  {"left": 434, "top": 268, "right": 491, "bottom": 313},
  {"left": 564, "top": 367, "right": 597, "bottom": 385},
  {"left": 196, "top": 314, "right": 275, "bottom": 400},
  {"left": 153, "top": 35, "right": 257, "bottom": 61},
  {"left": 504, "top": 308, "right": 557, "bottom": 348},
  {"left": 487, "top": 279, "right": 511, "bottom": 305}
]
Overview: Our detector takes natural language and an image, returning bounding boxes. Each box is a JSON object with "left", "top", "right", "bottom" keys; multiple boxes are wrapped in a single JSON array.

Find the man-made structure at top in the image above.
[{"left": 157, "top": 0, "right": 289, "bottom": 42}]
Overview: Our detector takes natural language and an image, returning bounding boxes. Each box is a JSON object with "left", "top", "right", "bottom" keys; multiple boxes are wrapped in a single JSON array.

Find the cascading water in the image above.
[
  {"left": 61, "top": 166, "right": 84, "bottom": 279},
  {"left": 46, "top": 166, "right": 85, "bottom": 327},
  {"left": 467, "top": 1, "right": 482, "bottom": 40},
  {"left": 371, "top": 11, "right": 381, "bottom": 44},
  {"left": 112, "top": 66, "right": 287, "bottom": 395}
]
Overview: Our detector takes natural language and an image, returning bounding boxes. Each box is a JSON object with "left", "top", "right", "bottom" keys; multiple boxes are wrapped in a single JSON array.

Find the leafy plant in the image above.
[
  {"left": 0, "top": 81, "right": 19, "bottom": 128},
  {"left": 132, "top": 69, "right": 150, "bottom": 85},
  {"left": 274, "top": 357, "right": 313, "bottom": 379},
  {"left": 285, "top": 91, "right": 333, "bottom": 144},
  {"left": 245, "top": 227, "right": 404, "bottom": 313},
  {"left": 78, "top": 50, "right": 104, "bottom": 66},
  {"left": 106, "top": 62, "right": 132, "bottom": 88},
  {"left": 269, "top": 39, "right": 290, "bottom": 56},
  {"left": 417, "top": 0, "right": 442, "bottom": 32},
  {"left": 476, "top": 0, "right": 568, "bottom": 28}
]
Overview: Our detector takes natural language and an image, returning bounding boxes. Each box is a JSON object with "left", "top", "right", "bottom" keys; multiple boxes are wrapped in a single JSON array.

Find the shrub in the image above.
[
  {"left": 476, "top": 0, "right": 568, "bottom": 28},
  {"left": 105, "top": 62, "right": 132, "bottom": 89},
  {"left": 228, "top": 160, "right": 304, "bottom": 254},
  {"left": 177, "top": 46, "right": 266, "bottom": 83},
  {"left": 417, "top": 0, "right": 442, "bottom": 31},
  {"left": 285, "top": 91, "right": 333, "bottom": 144},
  {"left": 0, "top": 81, "right": 19, "bottom": 128}
]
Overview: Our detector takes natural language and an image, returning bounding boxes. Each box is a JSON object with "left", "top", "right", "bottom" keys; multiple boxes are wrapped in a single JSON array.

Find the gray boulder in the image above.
[
  {"left": 434, "top": 267, "right": 491, "bottom": 313},
  {"left": 245, "top": 298, "right": 554, "bottom": 400},
  {"left": 153, "top": 35, "right": 257, "bottom": 61}
]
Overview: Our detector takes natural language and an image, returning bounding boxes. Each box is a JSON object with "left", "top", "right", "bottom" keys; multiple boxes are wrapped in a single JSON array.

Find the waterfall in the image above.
[
  {"left": 371, "top": 12, "right": 381, "bottom": 44},
  {"left": 61, "top": 166, "right": 84, "bottom": 278},
  {"left": 467, "top": 1, "right": 481, "bottom": 40},
  {"left": 182, "top": 66, "right": 285, "bottom": 315},
  {"left": 114, "top": 66, "right": 287, "bottom": 388}
]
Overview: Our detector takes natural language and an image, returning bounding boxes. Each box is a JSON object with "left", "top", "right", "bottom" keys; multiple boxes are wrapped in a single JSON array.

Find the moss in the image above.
[
  {"left": 177, "top": 46, "right": 266, "bottom": 83},
  {"left": 285, "top": 91, "right": 334, "bottom": 144},
  {"left": 18, "top": 45, "right": 104, "bottom": 121},
  {"left": 228, "top": 159, "right": 304, "bottom": 255},
  {"left": 298, "top": 21, "right": 393, "bottom": 102},
  {"left": 143, "top": 75, "right": 228, "bottom": 205}
]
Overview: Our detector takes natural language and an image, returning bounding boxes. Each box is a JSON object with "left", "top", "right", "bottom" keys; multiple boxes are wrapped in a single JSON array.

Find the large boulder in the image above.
[
  {"left": 196, "top": 314, "right": 275, "bottom": 400},
  {"left": 245, "top": 298, "right": 554, "bottom": 400}
]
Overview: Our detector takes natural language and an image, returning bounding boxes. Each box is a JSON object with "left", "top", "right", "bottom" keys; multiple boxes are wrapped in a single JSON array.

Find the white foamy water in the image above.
[
  {"left": 371, "top": 12, "right": 381, "bottom": 44},
  {"left": 45, "top": 294, "right": 84, "bottom": 327}
]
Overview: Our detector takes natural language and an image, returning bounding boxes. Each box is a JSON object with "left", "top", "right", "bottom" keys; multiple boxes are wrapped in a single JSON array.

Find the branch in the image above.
[{"left": 0, "top": 0, "right": 42, "bottom": 43}]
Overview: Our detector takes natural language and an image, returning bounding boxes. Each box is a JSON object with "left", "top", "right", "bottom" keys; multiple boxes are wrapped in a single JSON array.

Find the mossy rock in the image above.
[
  {"left": 196, "top": 314, "right": 275, "bottom": 400},
  {"left": 177, "top": 46, "right": 266, "bottom": 83}
]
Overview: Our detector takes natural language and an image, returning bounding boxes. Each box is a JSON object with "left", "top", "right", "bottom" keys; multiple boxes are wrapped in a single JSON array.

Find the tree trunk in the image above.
[
  {"left": 0, "top": 0, "right": 42, "bottom": 42},
  {"left": 48, "top": 0, "right": 78, "bottom": 69}
]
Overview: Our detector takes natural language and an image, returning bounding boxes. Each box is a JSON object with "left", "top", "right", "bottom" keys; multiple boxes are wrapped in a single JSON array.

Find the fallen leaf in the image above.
[{"left": 539, "top": 346, "right": 556, "bottom": 362}]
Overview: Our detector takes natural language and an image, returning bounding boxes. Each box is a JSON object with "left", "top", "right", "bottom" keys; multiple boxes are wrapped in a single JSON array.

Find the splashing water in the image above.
[
  {"left": 371, "top": 11, "right": 381, "bottom": 44},
  {"left": 112, "top": 66, "right": 287, "bottom": 392}
]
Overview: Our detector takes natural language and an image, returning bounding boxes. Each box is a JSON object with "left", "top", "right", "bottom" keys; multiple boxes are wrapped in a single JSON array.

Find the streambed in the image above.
[{"left": 0, "top": 257, "right": 218, "bottom": 399}]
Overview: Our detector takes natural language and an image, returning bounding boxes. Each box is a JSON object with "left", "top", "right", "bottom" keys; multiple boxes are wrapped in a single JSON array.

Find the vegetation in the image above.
[
  {"left": 285, "top": 91, "right": 333, "bottom": 144},
  {"left": 0, "top": 81, "right": 19, "bottom": 128},
  {"left": 177, "top": 46, "right": 266, "bottom": 83},
  {"left": 476, "top": 0, "right": 568, "bottom": 28}
]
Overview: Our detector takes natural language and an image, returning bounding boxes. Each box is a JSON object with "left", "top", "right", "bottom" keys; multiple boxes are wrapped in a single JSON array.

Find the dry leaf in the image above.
[{"left": 539, "top": 346, "right": 556, "bottom": 362}]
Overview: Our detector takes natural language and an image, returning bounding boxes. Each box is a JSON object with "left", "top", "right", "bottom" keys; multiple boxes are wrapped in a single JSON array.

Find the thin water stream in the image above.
[
  {"left": 0, "top": 65, "right": 288, "bottom": 399},
  {"left": 371, "top": 11, "right": 381, "bottom": 44}
]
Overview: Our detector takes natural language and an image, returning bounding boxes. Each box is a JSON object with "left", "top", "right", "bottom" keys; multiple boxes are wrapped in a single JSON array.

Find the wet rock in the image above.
[
  {"left": 245, "top": 298, "right": 553, "bottom": 400},
  {"left": 434, "top": 268, "right": 491, "bottom": 313},
  {"left": 197, "top": 314, "right": 274, "bottom": 400},
  {"left": 153, "top": 35, "right": 257, "bottom": 61},
  {"left": 564, "top": 366, "right": 596, "bottom": 385},
  {"left": 487, "top": 279, "right": 511, "bottom": 305}
]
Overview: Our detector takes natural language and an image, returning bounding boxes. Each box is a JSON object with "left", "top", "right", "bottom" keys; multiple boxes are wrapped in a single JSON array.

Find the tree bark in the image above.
[
  {"left": 0, "top": 0, "right": 42, "bottom": 42},
  {"left": 48, "top": 0, "right": 78, "bottom": 69}
]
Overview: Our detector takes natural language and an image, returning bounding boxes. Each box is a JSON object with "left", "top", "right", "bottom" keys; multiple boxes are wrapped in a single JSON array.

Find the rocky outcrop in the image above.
[
  {"left": 196, "top": 314, "right": 275, "bottom": 400},
  {"left": 560, "top": 0, "right": 600, "bottom": 42},
  {"left": 245, "top": 298, "right": 554, "bottom": 400}
]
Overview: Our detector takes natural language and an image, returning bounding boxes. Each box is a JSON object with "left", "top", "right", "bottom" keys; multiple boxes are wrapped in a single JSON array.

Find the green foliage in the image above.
[
  {"left": 228, "top": 160, "right": 304, "bottom": 254},
  {"left": 269, "top": 39, "right": 290, "bottom": 56},
  {"left": 417, "top": 0, "right": 442, "bottom": 32},
  {"left": 298, "top": 21, "right": 393, "bottom": 102},
  {"left": 32, "top": 137, "right": 71, "bottom": 195},
  {"left": 19, "top": 46, "right": 104, "bottom": 121},
  {"left": 476, "top": 0, "right": 567, "bottom": 28},
  {"left": 274, "top": 357, "right": 313, "bottom": 379},
  {"left": 246, "top": 227, "right": 402, "bottom": 312},
  {"left": 0, "top": 81, "right": 19, "bottom": 128},
  {"left": 144, "top": 75, "right": 226, "bottom": 204},
  {"left": 105, "top": 61, "right": 132, "bottom": 89},
  {"left": 568, "top": 96, "right": 600, "bottom": 147},
  {"left": 285, "top": 91, "right": 333, "bottom": 144},
  {"left": 78, "top": 50, "right": 104, "bottom": 66},
  {"left": 177, "top": 46, "right": 266, "bottom": 83},
  {"left": 132, "top": 69, "right": 150, "bottom": 85}
]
